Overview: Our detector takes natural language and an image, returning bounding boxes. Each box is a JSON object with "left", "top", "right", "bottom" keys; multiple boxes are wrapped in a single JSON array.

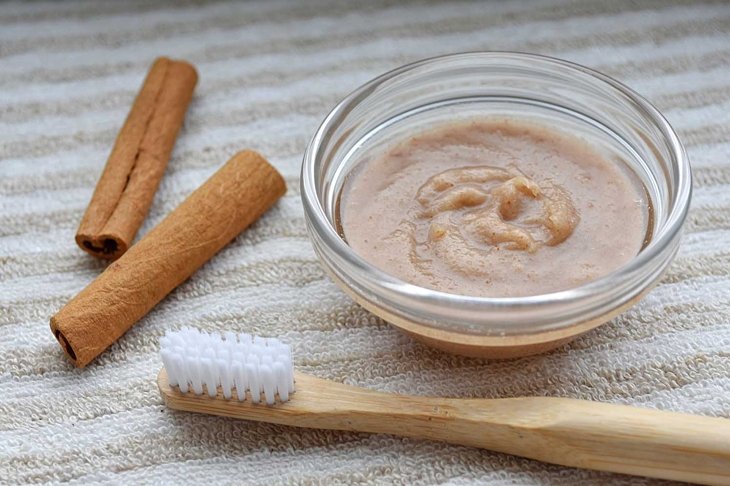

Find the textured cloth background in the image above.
[{"left": 1, "top": 1, "right": 729, "bottom": 484}]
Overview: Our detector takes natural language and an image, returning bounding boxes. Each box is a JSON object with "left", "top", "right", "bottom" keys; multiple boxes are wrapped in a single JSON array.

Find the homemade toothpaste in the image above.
[{"left": 339, "top": 118, "right": 649, "bottom": 297}]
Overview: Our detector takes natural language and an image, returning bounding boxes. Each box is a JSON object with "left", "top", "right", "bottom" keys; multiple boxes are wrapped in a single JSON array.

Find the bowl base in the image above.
[
  {"left": 327, "top": 266, "right": 652, "bottom": 359},
  {"left": 397, "top": 329, "right": 580, "bottom": 359}
]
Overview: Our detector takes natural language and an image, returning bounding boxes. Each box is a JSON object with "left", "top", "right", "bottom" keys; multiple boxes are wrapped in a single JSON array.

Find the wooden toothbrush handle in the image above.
[
  {"left": 423, "top": 397, "right": 730, "bottom": 485},
  {"left": 159, "top": 370, "right": 730, "bottom": 484}
]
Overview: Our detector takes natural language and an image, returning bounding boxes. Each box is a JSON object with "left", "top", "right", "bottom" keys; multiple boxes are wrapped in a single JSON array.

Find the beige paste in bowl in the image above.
[{"left": 339, "top": 118, "right": 650, "bottom": 298}]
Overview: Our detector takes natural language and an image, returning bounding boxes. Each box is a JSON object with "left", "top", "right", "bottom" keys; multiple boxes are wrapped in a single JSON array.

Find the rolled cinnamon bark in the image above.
[
  {"left": 76, "top": 57, "right": 198, "bottom": 260},
  {"left": 52, "top": 151, "right": 286, "bottom": 367}
]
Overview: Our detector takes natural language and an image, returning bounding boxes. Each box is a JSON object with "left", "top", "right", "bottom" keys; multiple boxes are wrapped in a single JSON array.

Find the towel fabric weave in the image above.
[{"left": 1, "top": 1, "right": 729, "bottom": 484}]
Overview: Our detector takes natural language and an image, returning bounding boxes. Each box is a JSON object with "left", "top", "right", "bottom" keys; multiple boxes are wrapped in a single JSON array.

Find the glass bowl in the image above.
[{"left": 300, "top": 52, "right": 691, "bottom": 358}]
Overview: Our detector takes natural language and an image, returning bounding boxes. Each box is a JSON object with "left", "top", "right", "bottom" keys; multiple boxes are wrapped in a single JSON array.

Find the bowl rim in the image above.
[{"left": 301, "top": 51, "right": 692, "bottom": 332}]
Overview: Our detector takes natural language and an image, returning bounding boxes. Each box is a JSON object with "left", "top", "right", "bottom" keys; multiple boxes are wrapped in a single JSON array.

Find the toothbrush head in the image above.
[{"left": 160, "top": 328, "right": 295, "bottom": 405}]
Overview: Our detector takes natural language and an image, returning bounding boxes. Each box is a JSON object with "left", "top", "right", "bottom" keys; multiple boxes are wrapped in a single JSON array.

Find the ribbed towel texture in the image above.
[{"left": 1, "top": 1, "right": 729, "bottom": 484}]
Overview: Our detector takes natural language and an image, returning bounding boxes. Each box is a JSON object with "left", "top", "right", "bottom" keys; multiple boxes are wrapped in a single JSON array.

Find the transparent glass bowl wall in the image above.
[{"left": 301, "top": 52, "right": 691, "bottom": 358}]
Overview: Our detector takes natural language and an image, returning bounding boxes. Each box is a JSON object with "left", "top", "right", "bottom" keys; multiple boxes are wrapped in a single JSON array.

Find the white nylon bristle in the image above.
[{"left": 160, "top": 328, "right": 294, "bottom": 404}]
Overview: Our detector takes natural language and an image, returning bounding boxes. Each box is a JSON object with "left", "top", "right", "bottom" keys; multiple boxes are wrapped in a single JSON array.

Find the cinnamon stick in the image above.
[
  {"left": 52, "top": 151, "right": 286, "bottom": 367},
  {"left": 76, "top": 57, "right": 198, "bottom": 260}
]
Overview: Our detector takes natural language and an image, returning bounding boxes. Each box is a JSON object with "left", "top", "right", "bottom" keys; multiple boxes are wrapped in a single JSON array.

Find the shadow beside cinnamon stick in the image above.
[{"left": 52, "top": 151, "right": 286, "bottom": 367}]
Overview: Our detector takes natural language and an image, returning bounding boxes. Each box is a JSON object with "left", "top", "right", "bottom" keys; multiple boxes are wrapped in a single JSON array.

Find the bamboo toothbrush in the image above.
[{"left": 158, "top": 328, "right": 730, "bottom": 485}]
